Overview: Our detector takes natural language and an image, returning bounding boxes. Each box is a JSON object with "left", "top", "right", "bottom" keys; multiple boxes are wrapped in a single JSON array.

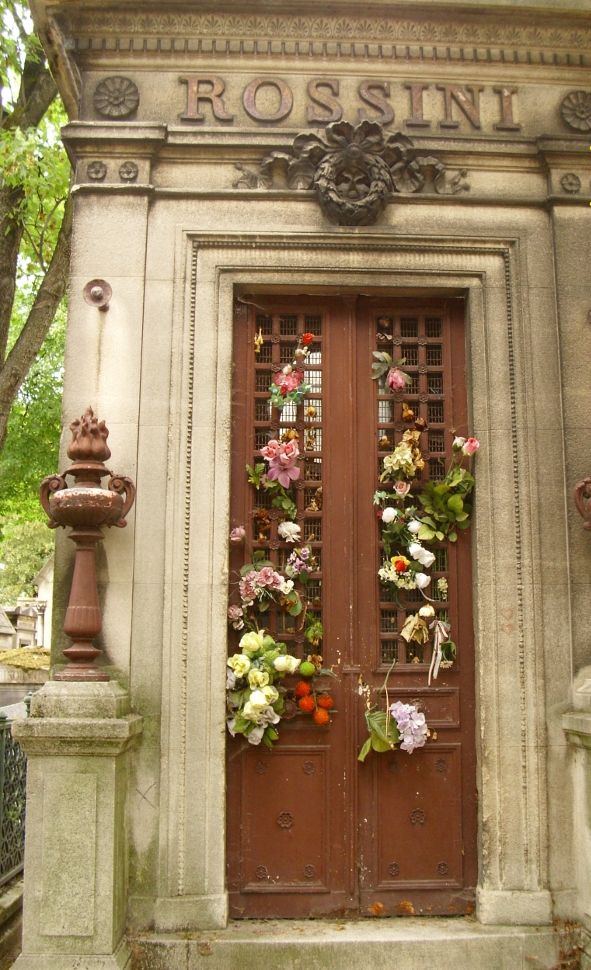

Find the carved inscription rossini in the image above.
[{"left": 179, "top": 75, "right": 521, "bottom": 133}]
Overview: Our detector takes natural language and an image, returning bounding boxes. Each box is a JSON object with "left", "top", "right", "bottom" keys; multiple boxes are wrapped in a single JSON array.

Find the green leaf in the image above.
[
  {"left": 417, "top": 525, "right": 435, "bottom": 542},
  {"left": 447, "top": 494, "right": 464, "bottom": 515},
  {"left": 358, "top": 738, "right": 373, "bottom": 763}
]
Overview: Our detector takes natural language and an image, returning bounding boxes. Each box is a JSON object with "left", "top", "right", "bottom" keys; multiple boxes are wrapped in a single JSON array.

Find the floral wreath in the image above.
[
  {"left": 357, "top": 350, "right": 479, "bottom": 760},
  {"left": 226, "top": 335, "right": 479, "bottom": 756}
]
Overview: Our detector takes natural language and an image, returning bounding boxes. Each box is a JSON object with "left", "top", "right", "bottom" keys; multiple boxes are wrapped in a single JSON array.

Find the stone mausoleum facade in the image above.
[{"left": 12, "top": 1, "right": 591, "bottom": 967}]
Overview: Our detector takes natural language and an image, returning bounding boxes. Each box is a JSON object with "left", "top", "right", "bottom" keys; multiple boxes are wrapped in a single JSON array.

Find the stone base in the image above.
[
  {"left": 476, "top": 888, "right": 553, "bottom": 925},
  {"left": 12, "top": 939, "right": 131, "bottom": 969},
  {"left": 154, "top": 894, "right": 228, "bottom": 932},
  {"left": 129, "top": 920, "right": 561, "bottom": 970}
]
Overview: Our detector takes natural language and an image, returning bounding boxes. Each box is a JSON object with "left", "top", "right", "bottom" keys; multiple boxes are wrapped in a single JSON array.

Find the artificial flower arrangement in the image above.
[
  {"left": 268, "top": 332, "right": 314, "bottom": 410},
  {"left": 358, "top": 350, "right": 480, "bottom": 760},
  {"left": 227, "top": 330, "right": 335, "bottom": 748}
]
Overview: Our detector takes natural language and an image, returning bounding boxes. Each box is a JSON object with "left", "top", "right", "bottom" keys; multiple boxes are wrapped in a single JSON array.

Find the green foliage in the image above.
[
  {"left": 417, "top": 466, "right": 475, "bottom": 542},
  {"left": 0, "top": 516, "right": 53, "bottom": 605},
  {"left": 0, "top": 3, "right": 42, "bottom": 95},
  {"left": 0, "top": 100, "right": 70, "bottom": 273},
  {"left": 0, "top": 305, "right": 65, "bottom": 522},
  {"left": 358, "top": 708, "right": 400, "bottom": 762},
  {"left": 0, "top": 3, "right": 70, "bottom": 522}
]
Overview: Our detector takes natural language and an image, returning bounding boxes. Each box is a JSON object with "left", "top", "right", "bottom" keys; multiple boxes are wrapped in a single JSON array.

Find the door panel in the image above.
[{"left": 227, "top": 295, "right": 476, "bottom": 918}]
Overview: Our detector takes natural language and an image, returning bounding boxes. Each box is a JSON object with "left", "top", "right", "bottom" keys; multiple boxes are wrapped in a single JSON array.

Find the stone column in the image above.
[{"left": 11, "top": 682, "right": 142, "bottom": 970}]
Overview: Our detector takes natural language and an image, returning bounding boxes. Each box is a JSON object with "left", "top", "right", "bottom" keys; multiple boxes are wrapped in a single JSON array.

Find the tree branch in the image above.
[{"left": 0, "top": 192, "right": 72, "bottom": 451}]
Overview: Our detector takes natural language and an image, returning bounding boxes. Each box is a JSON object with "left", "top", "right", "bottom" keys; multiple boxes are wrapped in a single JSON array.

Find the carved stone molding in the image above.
[
  {"left": 574, "top": 478, "right": 591, "bottom": 530},
  {"left": 64, "top": 11, "right": 591, "bottom": 53},
  {"left": 242, "top": 120, "right": 469, "bottom": 225}
]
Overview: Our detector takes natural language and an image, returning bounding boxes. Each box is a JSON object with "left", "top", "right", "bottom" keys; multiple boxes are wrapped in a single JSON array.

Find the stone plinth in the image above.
[
  {"left": 11, "top": 681, "right": 142, "bottom": 970},
  {"left": 562, "top": 670, "right": 591, "bottom": 953}
]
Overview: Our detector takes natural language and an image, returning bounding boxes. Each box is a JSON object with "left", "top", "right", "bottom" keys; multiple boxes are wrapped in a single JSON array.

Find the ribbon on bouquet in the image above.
[{"left": 428, "top": 618, "right": 451, "bottom": 686}]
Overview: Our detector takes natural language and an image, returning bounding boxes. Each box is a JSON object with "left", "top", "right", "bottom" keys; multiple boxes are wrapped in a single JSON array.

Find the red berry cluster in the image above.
[{"left": 294, "top": 680, "right": 335, "bottom": 726}]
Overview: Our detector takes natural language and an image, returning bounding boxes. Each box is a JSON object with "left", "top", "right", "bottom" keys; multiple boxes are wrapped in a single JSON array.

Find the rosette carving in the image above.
[
  {"left": 254, "top": 120, "right": 469, "bottom": 226},
  {"left": 93, "top": 76, "right": 139, "bottom": 118},
  {"left": 560, "top": 91, "right": 591, "bottom": 132}
]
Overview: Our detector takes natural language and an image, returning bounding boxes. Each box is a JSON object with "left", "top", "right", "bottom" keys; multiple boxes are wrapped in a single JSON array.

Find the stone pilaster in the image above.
[{"left": 11, "top": 682, "right": 142, "bottom": 970}]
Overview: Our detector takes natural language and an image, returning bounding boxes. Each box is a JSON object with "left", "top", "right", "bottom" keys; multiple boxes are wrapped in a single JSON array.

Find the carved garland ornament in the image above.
[{"left": 239, "top": 121, "right": 469, "bottom": 226}]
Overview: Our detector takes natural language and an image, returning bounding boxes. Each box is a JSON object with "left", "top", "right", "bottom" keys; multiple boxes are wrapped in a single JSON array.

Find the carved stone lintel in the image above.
[{"left": 238, "top": 120, "right": 469, "bottom": 225}]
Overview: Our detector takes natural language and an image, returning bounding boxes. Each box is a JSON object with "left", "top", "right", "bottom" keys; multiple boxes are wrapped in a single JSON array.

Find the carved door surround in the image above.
[{"left": 151, "top": 228, "right": 562, "bottom": 931}]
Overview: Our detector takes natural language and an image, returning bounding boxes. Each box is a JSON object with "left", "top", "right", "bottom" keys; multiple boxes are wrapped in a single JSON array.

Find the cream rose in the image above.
[
  {"left": 273, "top": 654, "right": 301, "bottom": 674},
  {"left": 227, "top": 654, "right": 251, "bottom": 677},
  {"left": 239, "top": 631, "right": 266, "bottom": 656},
  {"left": 248, "top": 668, "right": 270, "bottom": 689}
]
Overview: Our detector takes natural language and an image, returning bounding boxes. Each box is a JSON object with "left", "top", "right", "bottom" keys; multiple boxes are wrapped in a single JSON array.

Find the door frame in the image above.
[{"left": 150, "top": 229, "right": 558, "bottom": 932}]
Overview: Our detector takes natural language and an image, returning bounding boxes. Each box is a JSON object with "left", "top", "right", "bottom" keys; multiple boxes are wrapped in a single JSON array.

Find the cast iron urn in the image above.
[{"left": 40, "top": 408, "right": 136, "bottom": 681}]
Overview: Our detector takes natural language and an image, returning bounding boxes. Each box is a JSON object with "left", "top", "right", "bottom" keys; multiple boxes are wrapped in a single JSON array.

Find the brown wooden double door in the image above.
[{"left": 227, "top": 295, "right": 477, "bottom": 918}]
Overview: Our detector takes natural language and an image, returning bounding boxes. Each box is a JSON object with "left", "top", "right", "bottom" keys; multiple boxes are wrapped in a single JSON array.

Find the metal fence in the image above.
[{"left": 0, "top": 713, "right": 27, "bottom": 888}]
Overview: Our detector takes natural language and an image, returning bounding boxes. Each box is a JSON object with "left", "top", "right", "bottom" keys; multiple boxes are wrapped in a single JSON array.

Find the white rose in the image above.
[
  {"left": 278, "top": 521, "right": 301, "bottom": 543},
  {"left": 273, "top": 654, "right": 301, "bottom": 674},
  {"left": 381, "top": 507, "right": 398, "bottom": 524},
  {"left": 246, "top": 725, "right": 265, "bottom": 744},
  {"left": 279, "top": 578, "right": 294, "bottom": 595},
  {"left": 239, "top": 631, "right": 265, "bottom": 656},
  {"left": 242, "top": 701, "right": 263, "bottom": 722},
  {"left": 414, "top": 572, "right": 431, "bottom": 590},
  {"left": 418, "top": 604, "right": 435, "bottom": 618},
  {"left": 227, "top": 654, "right": 251, "bottom": 677},
  {"left": 248, "top": 689, "right": 269, "bottom": 710},
  {"left": 408, "top": 542, "right": 436, "bottom": 569},
  {"left": 407, "top": 519, "right": 421, "bottom": 534},
  {"left": 248, "top": 668, "right": 270, "bottom": 689},
  {"left": 453, "top": 436, "right": 466, "bottom": 450}
]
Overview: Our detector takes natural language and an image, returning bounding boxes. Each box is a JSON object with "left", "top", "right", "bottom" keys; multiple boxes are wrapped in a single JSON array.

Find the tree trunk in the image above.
[
  {"left": 0, "top": 193, "right": 73, "bottom": 452},
  {"left": 0, "top": 185, "right": 25, "bottom": 366}
]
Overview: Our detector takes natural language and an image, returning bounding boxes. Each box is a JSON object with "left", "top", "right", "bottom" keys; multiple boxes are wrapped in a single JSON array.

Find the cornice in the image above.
[{"left": 59, "top": 9, "right": 591, "bottom": 57}]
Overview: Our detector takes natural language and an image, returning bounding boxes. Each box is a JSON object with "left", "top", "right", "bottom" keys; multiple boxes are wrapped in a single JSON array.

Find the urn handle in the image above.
[
  {"left": 39, "top": 474, "right": 67, "bottom": 528},
  {"left": 574, "top": 478, "right": 591, "bottom": 530},
  {"left": 108, "top": 475, "right": 136, "bottom": 527}
]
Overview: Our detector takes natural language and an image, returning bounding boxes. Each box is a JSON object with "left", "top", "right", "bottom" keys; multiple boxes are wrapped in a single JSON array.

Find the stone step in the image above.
[{"left": 129, "top": 919, "right": 563, "bottom": 970}]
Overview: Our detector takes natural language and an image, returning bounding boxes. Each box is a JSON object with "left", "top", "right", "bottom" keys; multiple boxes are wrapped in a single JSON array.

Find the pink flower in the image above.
[
  {"left": 272, "top": 370, "right": 303, "bottom": 396},
  {"left": 257, "top": 566, "right": 283, "bottom": 589},
  {"left": 238, "top": 571, "right": 258, "bottom": 605},
  {"left": 266, "top": 461, "right": 301, "bottom": 489},
  {"left": 279, "top": 440, "right": 299, "bottom": 464},
  {"left": 261, "top": 440, "right": 301, "bottom": 488},
  {"left": 260, "top": 439, "right": 281, "bottom": 461},
  {"left": 386, "top": 368, "right": 407, "bottom": 392},
  {"left": 230, "top": 526, "right": 246, "bottom": 543},
  {"left": 462, "top": 437, "right": 480, "bottom": 456},
  {"left": 394, "top": 481, "right": 411, "bottom": 498}
]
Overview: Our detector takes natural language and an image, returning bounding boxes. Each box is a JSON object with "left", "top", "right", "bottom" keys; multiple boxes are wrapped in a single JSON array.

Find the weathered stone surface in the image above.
[{"left": 19, "top": 0, "right": 591, "bottom": 963}]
